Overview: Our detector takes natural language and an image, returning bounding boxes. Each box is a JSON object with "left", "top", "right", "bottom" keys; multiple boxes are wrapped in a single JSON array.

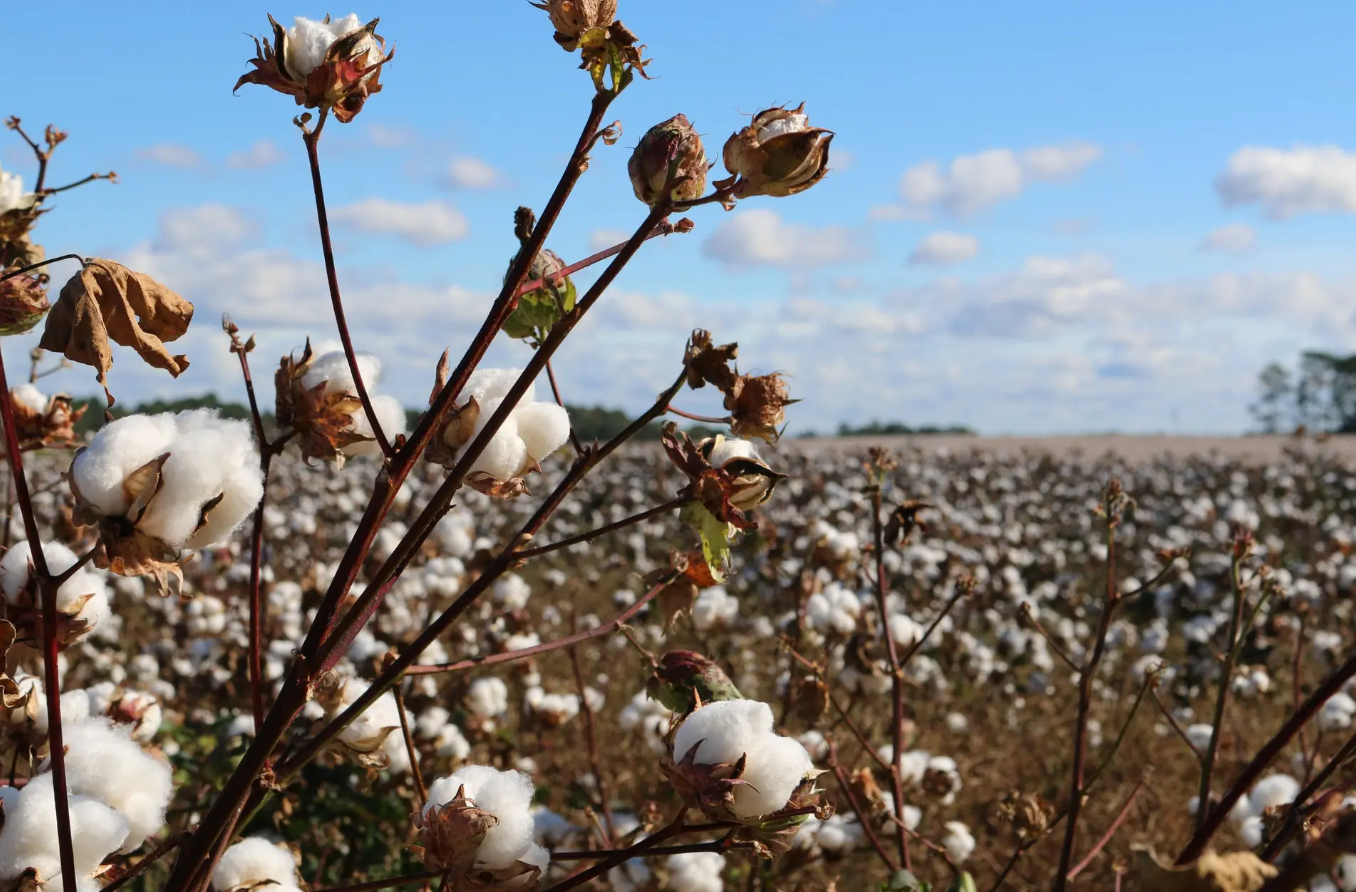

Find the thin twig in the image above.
[
  {"left": 1066, "top": 778, "right": 1146, "bottom": 880},
  {"left": 0, "top": 253, "right": 85, "bottom": 283},
  {"left": 1195, "top": 540, "right": 1249, "bottom": 833},
  {"left": 870, "top": 468, "right": 911, "bottom": 871},
  {"left": 828, "top": 752, "right": 897, "bottom": 871},
  {"left": 666, "top": 405, "right": 731, "bottom": 425},
  {"left": 514, "top": 223, "right": 682, "bottom": 298},
  {"left": 513, "top": 498, "right": 686, "bottom": 560},
  {"left": 394, "top": 685, "right": 428, "bottom": 804}
]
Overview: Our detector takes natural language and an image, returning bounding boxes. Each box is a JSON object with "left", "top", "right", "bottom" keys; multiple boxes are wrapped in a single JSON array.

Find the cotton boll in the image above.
[
  {"left": 347, "top": 394, "right": 406, "bottom": 457},
  {"left": 666, "top": 851, "right": 724, "bottom": 892},
  {"left": 55, "top": 716, "right": 173, "bottom": 846},
  {"left": 941, "top": 821, "right": 976, "bottom": 863},
  {"left": 1185, "top": 724, "right": 1214, "bottom": 751},
  {"left": 300, "top": 348, "right": 380, "bottom": 395},
  {"left": 1238, "top": 814, "right": 1265, "bottom": 848},
  {"left": 283, "top": 14, "right": 366, "bottom": 77},
  {"left": 0, "top": 541, "right": 111, "bottom": 632},
  {"left": 707, "top": 437, "right": 760, "bottom": 468},
  {"left": 692, "top": 587, "right": 738, "bottom": 631},
  {"left": 1335, "top": 854, "right": 1356, "bottom": 892},
  {"left": 212, "top": 837, "right": 299, "bottom": 891},
  {"left": 465, "top": 368, "right": 533, "bottom": 405},
  {"left": 10, "top": 384, "right": 46, "bottom": 413},
  {"left": 1250, "top": 774, "right": 1300, "bottom": 813},
  {"left": 674, "top": 699, "right": 772, "bottom": 768},
  {"left": 0, "top": 774, "right": 129, "bottom": 886},
  {"left": 514, "top": 402, "right": 571, "bottom": 462},
  {"left": 71, "top": 414, "right": 179, "bottom": 516},
  {"left": 465, "top": 401, "right": 528, "bottom": 481},
  {"left": 494, "top": 575, "right": 532, "bottom": 610},
  {"left": 425, "top": 766, "right": 535, "bottom": 870},
  {"left": 732, "top": 733, "right": 813, "bottom": 819},
  {"left": 468, "top": 677, "right": 509, "bottom": 718}
]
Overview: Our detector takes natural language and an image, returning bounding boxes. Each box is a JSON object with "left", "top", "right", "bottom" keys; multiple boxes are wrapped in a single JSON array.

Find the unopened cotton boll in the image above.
[
  {"left": 673, "top": 699, "right": 813, "bottom": 820},
  {"left": 212, "top": 837, "right": 300, "bottom": 891},
  {"left": 0, "top": 773, "right": 129, "bottom": 888},
  {"left": 424, "top": 766, "right": 536, "bottom": 870},
  {"left": 53, "top": 716, "right": 174, "bottom": 846}
]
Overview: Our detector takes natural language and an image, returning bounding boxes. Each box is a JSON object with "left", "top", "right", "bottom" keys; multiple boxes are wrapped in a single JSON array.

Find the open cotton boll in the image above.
[
  {"left": 0, "top": 774, "right": 129, "bottom": 887},
  {"left": 284, "top": 14, "right": 367, "bottom": 77},
  {"left": 1185, "top": 723, "right": 1214, "bottom": 751},
  {"left": 468, "top": 677, "right": 509, "bottom": 717},
  {"left": 1250, "top": 774, "right": 1300, "bottom": 812},
  {"left": 941, "top": 821, "right": 976, "bottom": 863},
  {"left": 514, "top": 402, "right": 571, "bottom": 462},
  {"left": 465, "top": 368, "right": 534, "bottom": 406},
  {"left": 0, "top": 541, "right": 111, "bottom": 632},
  {"left": 212, "top": 837, "right": 299, "bottom": 891},
  {"left": 666, "top": 851, "right": 725, "bottom": 892},
  {"left": 346, "top": 394, "right": 406, "bottom": 457},
  {"left": 53, "top": 716, "right": 173, "bottom": 846},
  {"left": 731, "top": 733, "right": 813, "bottom": 819},
  {"left": 494, "top": 574, "right": 532, "bottom": 610},
  {"left": 71, "top": 414, "right": 180, "bottom": 516},
  {"left": 10, "top": 384, "right": 46, "bottom": 414},
  {"left": 134, "top": 412, "right": 264, "bottom": 549},
  {"left": 425, "top": 765, "right": 536, "bottom": 870}
]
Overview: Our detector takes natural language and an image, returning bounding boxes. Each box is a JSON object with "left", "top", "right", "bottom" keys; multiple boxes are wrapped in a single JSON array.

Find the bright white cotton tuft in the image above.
[
  {"left": 10, "top": 384, "right": 46, "bottom": 413},
  {"left": 298, "top": 347, "right": 405, "bottom": 456},
  {"left": 942, "top": 821, "right": 976, "bottom": 863},
  {"left": 283, "top": 14, "right": 366, "bottom": 77},
  {"left": 212, "top": 837, "right": 300, "bottom": 891},
  {"left": 0, "top": 169, "right": 34, "bottom": 216},
  {"left": 424, "top": 766, "right": 536, "bottom": 870},
  {"left": 72, "top": 410, "right": 263, "bottom": 550},
  {"left": 0, "top": 773, "right": 129, "bottom": 887},
  {"left": 446, "top": 368, "right": 571, "bottom": 481},
  {"left": 1250, "top": 774, "right": 1300, "bottom": 812},
  {"left": 0, "top": 541, "right": 111, "bottom": 632},
  {"left": 53, "top": 716, "right": 173, "bottom": 846},
  {"left": 673, "top": 699, "right": 814, "bottom": 820},
  {"left": 468, "top": 677, "right": 510, "bottom": 718}
]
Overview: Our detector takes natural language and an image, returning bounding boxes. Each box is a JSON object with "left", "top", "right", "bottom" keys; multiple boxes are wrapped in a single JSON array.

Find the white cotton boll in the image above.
[
  {"left": 889, "top": 614, "right": 925, "bottom": 648},
  {"left": 666, "top": 851, "right": 725, "bottom": 892},
  {"left": 60, "top": 689, "right": 91, "bottom": 725},
  {"left": 417, "top": 706, "right": 451, "bottom": 739},
  {"left": 436, "top": 724, "right": 471, "bottom": 761},
  {"left": 0, "top": 170, "right": 34, "bottom": 216},
  {"left": 0, "top": 541, "right": 111, "bottom": 632},
  {"left": 1238, "top": 814, "right": 1265, "bottom": 848},
  {"left": 465, "top": 401, "right": 528, "bottom": 481},
  {"left": 494, "top": 575, "right": 532, "bottom": 610},
  {"left": 609, "top": 861, "right": 651, "bottom": 892},
  {"left": 514, "top": 402, "right": 571, "bottom": 463},
  {"left": 798, "top": 730, "right": 829, "bottom": 760},
  {"left": 942, "top": 821, "right": 975, "bottom": 863},
  {"left": 1250, "top": 774, "right": 1300, "bottom": 813},
  {"left": 1322, "top": 693, "right": 1356, "bottom": 731},
  {"left": 135, "top": 411, "right": 263, "bottom": 549},
  {"left": 284, "top": 14, "right": 366, "bottom": 77},
  {"left": 707, "top": 437, "right": 760, "bottom": 468},
  {"left": 425, "top": 766, "right": 535, "bottom": 870},
  {"left": 55, "top": 716, "right": 173, "bottom": 846},
  {"left": 71, "top": 414, "right": 179, "bottom": 516},
  {"left": 1335, "top": 854, "right": 1356, "bottom": 892},
  {"left": 0, "top": 774, "right": 129, "bottom": 886},
  {"left": 347, "top": 394, "right": 406, "bottom": 457},
  {"left": 734, "top": 733, "right": 813, "bottom": 819},
  {"left": 1186, "top": 724, "right": 1214, "bottom": 751},
  {"left": 465, "top": 368, "right": 534, "bottom": 405},
  {"left": 10, "top": 384, "right": 46, "bottom": 413},
  {"left": 468, "top": 677, "right": 509, "bottom": 717},
  {"left": 805, "top": 584, "right": 860, "bottom": 635},
  {"left": 212, "top": 837, "right": 299, "bottom": 891},
  {"left": 692, "top": 586, "right": 738, "bottom": 631}
]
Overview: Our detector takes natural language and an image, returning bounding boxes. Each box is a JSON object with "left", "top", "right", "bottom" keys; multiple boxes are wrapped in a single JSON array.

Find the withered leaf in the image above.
[
  {"left": 39, "top": 259, "right": 193, "bottom": 407},
  {"left": 1133, "top": 847, "right": 1278, "bottom": 892}
]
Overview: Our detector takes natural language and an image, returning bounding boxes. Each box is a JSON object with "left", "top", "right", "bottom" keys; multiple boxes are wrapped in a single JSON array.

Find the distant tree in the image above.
[
  {"left": 1249, "top": 362, "right": 1292, "bottom": 433},
  {"left": 835, "top": 420, "right": 975, "bottom": 437}
]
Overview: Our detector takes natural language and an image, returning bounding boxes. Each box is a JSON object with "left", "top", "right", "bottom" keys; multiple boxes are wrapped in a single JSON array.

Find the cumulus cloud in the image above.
[
  {"left": 588, "top": 228, "right": 630, "bottom": 252},
  {"left": 1216, "top": 145, "right": 1356, "bottom": 218},
  {"left": 134, "top": 143, "right": 204, "bottom": 168},
  {"left": 330, "top": 198, "right": 469, "bottom": 245},
  {"left": 701, "top": 209, "right": 868, "bottom": 269},
  {"left": 1201, "top": 223, "right": 1257, "bottom": 254},
  {"left": 896, "top": 142, "right": 1102, "bottom": 217},
  {"left": 226, "top": 140, "right": 286, "bottom": 170},
  {"left": 154, "top": 205, "right": 259, "bottom": 254},
  {"left": 445, "top": 156, "right": 501, "bottom": 189},
  {"left": 909, "top": 232, "right": 980, "bottom": 266}
]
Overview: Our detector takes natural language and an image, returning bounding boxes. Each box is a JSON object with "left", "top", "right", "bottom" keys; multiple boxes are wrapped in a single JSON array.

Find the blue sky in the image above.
[{"left": 8, "top": 0, "right": 1356, "bottom": 434}]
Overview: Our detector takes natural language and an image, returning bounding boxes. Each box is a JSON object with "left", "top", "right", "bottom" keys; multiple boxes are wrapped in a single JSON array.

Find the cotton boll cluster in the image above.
[
  {"left": 666, "top": 851, "right": 725, "bottom": 892},
  {"left": 445, "top": 368, "right": 571, "bottom": 482},
  {"left": 0, "top": 774, "right": 128, "bottom": 892},
  {"left": 212, "top": 837, "right": 302, "bottom": 892},
  {"left": 299, "top": 347, "right": 406, "bottom": 457},
  {"left": 673, "top": 699, "right": 814, "bottom": 820},
  {"left": 53, "top": 716, "right": 175, "bottom": 846},
  {"left": 692, "top": 586, "right": 738, "bottom": 631},
  {"left": 423, "top": 766, "right": 543, "bottom": 871},
  {"left": 0, "top": 541, "right": 111, "bottom": 639},
  {"left": 619, "top": 691, "right": 674, "bottom": 753},
  {"left": 805, "top": 581, "right": 860, "bottom": 635},
  {"left": 71, "top": 410, "right": 264, "bottom": 551}
]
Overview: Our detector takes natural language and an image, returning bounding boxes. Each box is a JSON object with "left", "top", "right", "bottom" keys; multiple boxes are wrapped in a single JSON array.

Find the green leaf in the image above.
[
  {"left": 679, "top": 501, "right": 733, "bottom": 583},
  {"left": 943, "top": 872, "right": 976, "bottom": 892},
  {"left": 881, "top": 870, "right": 930, "bottom": 892}
]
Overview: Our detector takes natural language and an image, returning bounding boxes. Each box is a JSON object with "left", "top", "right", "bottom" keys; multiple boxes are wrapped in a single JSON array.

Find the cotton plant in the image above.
[
  {"left": 430, "top": 367, "right": 571, "bottom": 493},
  {"left": 416, "top": 766, "right": 548, "bottom": 886},
  {"left": 69, "top": 409, "right": 264, "bottom": 592},
  {"left": 212, "top": 837, "right": 302, "bottom": 892}
]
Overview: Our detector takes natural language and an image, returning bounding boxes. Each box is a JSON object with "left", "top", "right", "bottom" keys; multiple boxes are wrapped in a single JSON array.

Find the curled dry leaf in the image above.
[
  {"left": 1132, "top": 847, "right": 1277, "bottom": 892},
  {"left": 39, "top": 258, "right": 193, "bottom": 407},
  {"left": 275, "top": 340, "right": 370, "bottom": 467}
]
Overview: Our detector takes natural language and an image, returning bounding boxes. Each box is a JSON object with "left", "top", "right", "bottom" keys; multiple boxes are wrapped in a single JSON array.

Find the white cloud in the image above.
[
  {"left": 134, "top": 143, "right": 203, "bottom": 168},
  {"left": 226, "top": 140, "right": 285, "bottom": 170},
  {"left": 330, "top": 198, "right": 469, "bottom": 245},
  {"left": 909, "top": 231, "right": 980, "bottom": 266},
  {"left": 1201, "top": 223, "right": 1257, "bottom": 254},
  {"left": 898, "top": 142, "right": 1102, "bottom": 216},
  {"left": 154, "top": 205, "right": 259, "bottom": 254},
  {"left": 588, "top": 228, "right": 629, "bottom": 252},
  {"left": 445, "top": 156, "right": 501, "bottom": 189},
  {"left": 367, "top": 124, "right": 416, "bottom": 149},
  {"left": 1216, "top": 145, "right": 1356, "bottom": 218},
  {"left": 701, "top": 209, "right": 868, "bottom": 269}
]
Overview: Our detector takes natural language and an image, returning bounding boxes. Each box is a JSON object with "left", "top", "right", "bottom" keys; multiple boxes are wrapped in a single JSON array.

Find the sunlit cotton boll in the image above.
[
  {"left": 692, "top": 586, "right": 738, "bottom": 631},
  {"left": 941, "top": 821, "right": 976, "bottom": 863},
  {"left": 212, "top": 837, "right": 301, "bottom": 892},
  {"left": 805, "top": 582, "right": 860, "bottom": 635},
  {"left": 673, "top": 699, "right": 813, "bottom": 820},
  {"left": 284, "top": 14, "right": 369, "bottom": 77},
  {"left": 452, "top": 368, "right": 570, "bottom": 481},
  {"left": 468, "top": 677, "right": 509, "bottom": 718},
  {"left": 0, "top": 541, "right": 111, "bottom": 633},
  {"left": 1250, "top": 774, "right": 1300, "bottom": 813},
  {"left": 72, "top": 410, "right": 264, "bottom": 550},
  {"left": 0, "top": 773, "right": 129, "bottom": 891},
  {"left": 52, "top": 716, "right": 174, "bottom": 847},
  {"left": 300, "top": 348, "right": 405, "bottom": 457},
  {"left": 424, "top": 766, "right": 536, "bottom": 870}
]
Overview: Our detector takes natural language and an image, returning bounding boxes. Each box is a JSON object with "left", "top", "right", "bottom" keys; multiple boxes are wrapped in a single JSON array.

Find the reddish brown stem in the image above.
[
  {"left": 870, "top": 483, "right": 911, "bottom": 872},
  {"left": 666, "top": 405, "right": 731, "bottom": 425},
  {"left": 1066, "top": 778, "right": 1145, "bottom": 880},
  {"left": 1195, "top": 548, "right": 1248, "bottom": 833},
  {"left": 569, "top": 643, "right": 615, "bottom": 841},
  {"left": 394, "top": 685, "right": 428, "bottom": 804},
  {"left": 0, "top": 343, "right": 76, "bottom": 892},
  {"left": 829, "top": 755, "right": 897, "bottom": 871},
  {"left": 514, "top": 223, "right": 680, "bottom": 298},
  {"left": 303, "top": 117, "right": 392, "bottom": 458}
]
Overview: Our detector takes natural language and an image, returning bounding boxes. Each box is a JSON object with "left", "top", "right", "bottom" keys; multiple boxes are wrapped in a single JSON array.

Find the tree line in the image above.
[{"left": 1250, "top": 351, "right": 1356, "bottom": 433}]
